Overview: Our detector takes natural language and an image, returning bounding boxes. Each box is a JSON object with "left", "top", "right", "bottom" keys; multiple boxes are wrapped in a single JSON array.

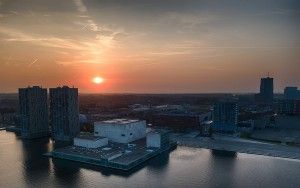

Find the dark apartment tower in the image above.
[
  {"left": 213, "top": 99, "right": 238, "bottom": 133},
  {"left": 50, "top": 86, "right": 79, "bottom": 142},
  {"left": 259, "top": 77, "right": 274, "bottom": 103},
  {"left": 19, "top": 86, "right": 49, "bottom": 139}
]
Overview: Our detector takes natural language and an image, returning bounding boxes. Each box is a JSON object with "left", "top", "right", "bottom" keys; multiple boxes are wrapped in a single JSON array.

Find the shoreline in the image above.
[{"left": 172, "top": 136, "right": 300, "bottom": 161}]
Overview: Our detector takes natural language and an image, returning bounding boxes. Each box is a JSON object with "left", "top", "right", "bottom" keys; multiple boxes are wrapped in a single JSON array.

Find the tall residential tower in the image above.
[
  {"left": 259, "top": 77, "right": 274, "bottom": 103},
  {"left": 213, "top": 99, "right": 238, "bottom": 133},
  {"left": 19, "top": 86, "right": 49, "bottom": 139},
  {"left": 50, "top": 86, "right": 79, "bottom": 142}
]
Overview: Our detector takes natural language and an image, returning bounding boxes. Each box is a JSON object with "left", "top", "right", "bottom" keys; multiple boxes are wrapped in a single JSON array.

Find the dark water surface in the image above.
[{"left": 1, "top": 131, "right": 300, "bottom": 188}]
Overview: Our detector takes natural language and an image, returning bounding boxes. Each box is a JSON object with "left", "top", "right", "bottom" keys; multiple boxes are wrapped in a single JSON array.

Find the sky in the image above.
[{"left": 0, "top": 0, "right": 299, "bottom": 93}]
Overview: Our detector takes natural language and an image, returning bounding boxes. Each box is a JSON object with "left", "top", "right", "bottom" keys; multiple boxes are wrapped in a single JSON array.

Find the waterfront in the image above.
[{"left": 1, "top": 131, "right": 300, "bottom": 188}]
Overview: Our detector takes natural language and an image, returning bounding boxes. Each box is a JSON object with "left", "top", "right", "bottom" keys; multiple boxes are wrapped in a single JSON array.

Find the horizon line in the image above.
[{"left": 0, "top": 92, "right": 284, "bottom": 95}]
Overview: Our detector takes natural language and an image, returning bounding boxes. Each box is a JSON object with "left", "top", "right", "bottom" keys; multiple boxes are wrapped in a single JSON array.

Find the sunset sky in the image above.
[{"left": 0, "top": 0, "right": 299, "bottom": 93}]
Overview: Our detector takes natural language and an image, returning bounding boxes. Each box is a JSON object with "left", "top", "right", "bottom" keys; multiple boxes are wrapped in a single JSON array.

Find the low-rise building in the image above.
[
  {"left": 146, "top": 129, "right": 171, "bottom": 148},
  {"left": 74, "top": 133, "right": 108, "bottom": 148},
  {"left": 152, "top": 113, "right": 201, "bottom": 131},
  {"left": 278, "top": 100, "right": 300, "bottom": 116},
  {"left": 284, "top": 87, "right": 300, "bottom": 100},
  {"left": 238, "top": 120, "right": 254, "bottom": 134},
  {"left": 94, "top": 119, "right": 146, "bottom": 144}
]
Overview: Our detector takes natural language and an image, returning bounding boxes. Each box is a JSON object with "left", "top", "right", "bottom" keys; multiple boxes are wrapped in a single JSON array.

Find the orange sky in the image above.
[{"left": 0, "top": 0, "right": 299, "bottom": 93}]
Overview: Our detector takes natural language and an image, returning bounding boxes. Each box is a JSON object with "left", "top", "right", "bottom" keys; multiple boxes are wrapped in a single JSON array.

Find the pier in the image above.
[{"left": 47, "top": 139, "right": 177, "bottom": 171}]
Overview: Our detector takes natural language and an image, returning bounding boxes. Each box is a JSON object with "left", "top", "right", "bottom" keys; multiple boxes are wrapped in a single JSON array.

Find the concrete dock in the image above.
[{"left": 47, "top": 138, "right": 177, "bottom": 171}]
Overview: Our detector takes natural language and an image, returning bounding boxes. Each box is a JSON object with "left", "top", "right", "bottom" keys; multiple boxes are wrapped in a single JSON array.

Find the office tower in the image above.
[
  {"left": 213, "top": 100, "right": 238, "bottom": 133},
  {"left": 50, "top": 86, "right": 79, "bottom": 142},
  {"left": 284, "top": 87, "right": 300, "bottom": 100},
  {"left": 259, "top": 77, "right": 274, "bottom": 103},
  {"left": 19, "top": 86, "right": 49, "bottom": 139}
]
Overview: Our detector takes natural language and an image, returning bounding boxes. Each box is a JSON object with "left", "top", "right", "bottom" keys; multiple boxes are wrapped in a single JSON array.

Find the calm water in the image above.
[{"left": 1, "top": 131, "right": 300, "bottom": 188}]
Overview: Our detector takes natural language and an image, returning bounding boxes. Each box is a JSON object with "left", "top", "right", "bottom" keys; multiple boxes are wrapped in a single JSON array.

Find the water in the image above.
[{"left": 1, "top": 131, "right": 300, "bottom": 188}]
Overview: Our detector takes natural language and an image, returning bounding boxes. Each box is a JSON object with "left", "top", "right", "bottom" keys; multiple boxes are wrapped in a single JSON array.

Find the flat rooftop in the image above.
[
  {"left": 49, "top": 132, "right": 177, "bottom": 171},
  {"left": 96, "top": 118, "right": 142, "bottom": 125},
  {"left": 75, "top": 133, "right": 106, "bottom": 141},
  {"left": 53, "top": 138, "right": 159, "bottom": 163},
  {"left": 148, "top": 128, "right": 171, "bottom": 135}
]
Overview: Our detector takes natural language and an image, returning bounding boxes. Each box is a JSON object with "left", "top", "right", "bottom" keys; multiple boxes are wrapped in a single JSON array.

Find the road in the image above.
[{"left": 171, "top": 134, "right": 300, "bottom": 160}]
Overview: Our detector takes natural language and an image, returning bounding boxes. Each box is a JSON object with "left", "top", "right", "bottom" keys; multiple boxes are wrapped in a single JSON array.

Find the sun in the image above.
[{"left": 92, "top": 76, "right": 104, "bottom": 84}]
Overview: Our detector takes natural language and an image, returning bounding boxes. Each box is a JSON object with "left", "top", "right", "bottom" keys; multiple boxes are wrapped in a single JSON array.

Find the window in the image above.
[
  {"left": 121, "top": 134, "right": 125, "bottom": 137},
  {"left": 130, "top": 133, "right": 133, "bottom": 135},
  {"left": 95, "top": 132, "right": 98, "bottom": 134}
]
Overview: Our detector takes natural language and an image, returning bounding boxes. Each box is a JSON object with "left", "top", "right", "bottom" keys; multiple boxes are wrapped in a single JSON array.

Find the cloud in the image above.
[
  {"left": 73, "top": 0, "right": 100, "bottom": 32},
  {"left": 0, "top": 26, "right": 82, "bottom": 50},
  {"left": 28, "top": 58, "right": 38, "bottom": 67},
  {"left": 74, "top": 0, "right": 87, "bottom": 13},
  {"left": 0, "top": 25, "right": 116, "bottom": 65},
  {"left": 0, "top": 0, "right": 124, "bottom": 66}
]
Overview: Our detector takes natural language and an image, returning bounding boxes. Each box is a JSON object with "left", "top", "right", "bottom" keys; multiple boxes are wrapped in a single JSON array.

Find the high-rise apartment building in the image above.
[
  {"left": 259, "top": 77, "right": 274, "bottom": 103},
  {"left": 19, "top": 86, "right": 49, "bottom": 139},
  {"left": 50, "top": 86, "right": 79, "bottom": 142},
  {"left": 213, "top": 100, "right": 238, "bottom": 133}
]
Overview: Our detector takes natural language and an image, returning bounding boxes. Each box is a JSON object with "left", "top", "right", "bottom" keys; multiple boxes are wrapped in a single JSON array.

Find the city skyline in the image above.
[
  {"left": 0, "top": 0, "right": 299, "bottom": 93},
  {"left": 1, "top": 1, "right": 300, "bottom": 188}
]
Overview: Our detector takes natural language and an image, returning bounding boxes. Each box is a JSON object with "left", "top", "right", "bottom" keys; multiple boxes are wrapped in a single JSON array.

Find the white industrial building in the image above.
[
  {"left": 74, "top": 133, "right": 108, "bottom": 148},
  {"left": 94, "top": 119, "right": 146, "bottom": 144}
]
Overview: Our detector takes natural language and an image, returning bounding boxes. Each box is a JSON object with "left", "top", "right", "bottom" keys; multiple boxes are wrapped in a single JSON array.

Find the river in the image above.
[{"left": 1, "top": 131, "right": 300, "bottom": 188}]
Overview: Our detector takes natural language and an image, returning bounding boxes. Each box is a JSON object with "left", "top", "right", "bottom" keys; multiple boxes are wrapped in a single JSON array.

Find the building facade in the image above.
[
  {"left": 19, "top": 86, "right": 49, "bottom": 139},
  {"left": 213, "top": 100, "right": 238, "bottom": 133},
  {"left": 258, "top": 77, "right": 274, "bottom": 103},
  {"left": 74, "top": 133, "right": 108, "bottom": 148},
  {"left": 146, "top": 129, "right": 170, "bottom": 148},
  {"left": 50, "top": 86, "right": 79, "bottom": 142},
  {"left": 279, "top": 99, "right": 300, "bottom": 116},
  {"left": 284, "top": 87, "right": 300, "bottom": 100},
  {"left": 94, "top": 119, "right": 146, "bottom": 143}
]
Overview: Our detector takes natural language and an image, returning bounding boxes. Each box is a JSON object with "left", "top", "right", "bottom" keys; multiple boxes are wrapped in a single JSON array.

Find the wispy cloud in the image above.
[
  {"left": 28, "top": 58, "right": 38, "bottom": 67},
  {"left": 0, "top": 0, "right": 124, "bottom": 66},
  {"left": 74, "top": 0, "right": 87, "bottom": 13},
  {"left": 0, "top": 0, "right": 126, "bottom": 66},
  {"left": 0, "top": 25, "right": 116, "bottom": 65},
  {"left": 0, "top": 26, "right": 83, "bottom": 50}
]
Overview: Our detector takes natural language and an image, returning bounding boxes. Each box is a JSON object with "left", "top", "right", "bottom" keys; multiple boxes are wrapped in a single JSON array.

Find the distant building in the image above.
[
  {"left": 284, "top": 87, "right": 300, "bottom": 100},
  {"left": 257, "top": 77, "right": 274, "bottom": 103},
  {"left": 237, "top": 120, "right": 254, "bottom": 134},
  {"left": 152, "top": 114, "right": 201, "bottom": 132},
  {"left": 50, "top": 86, "right": 79, "bottom": 142},
  {"left": 201, "top": 120, "right": 213, "bottom": 137},
  {"left": 79, "top": 114, "right": 88, "bottom": 124},
  {"left": 279, "top": 99, "right": 300, "bottom": 115},
  {"left": 94, "top": 119, "right": 146, "bottom": 144},
  {"left": 19, "top": 86, "right": 49, "bottom": 139},
  {"left": 151, "top": 111, "right": 211, "bottom": 132},
  {"left": 213, "top": 100, "right": 238, "bottom": 133},
  {"left": 274, "top": 115, "right": 300, "bottom": 129}
]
